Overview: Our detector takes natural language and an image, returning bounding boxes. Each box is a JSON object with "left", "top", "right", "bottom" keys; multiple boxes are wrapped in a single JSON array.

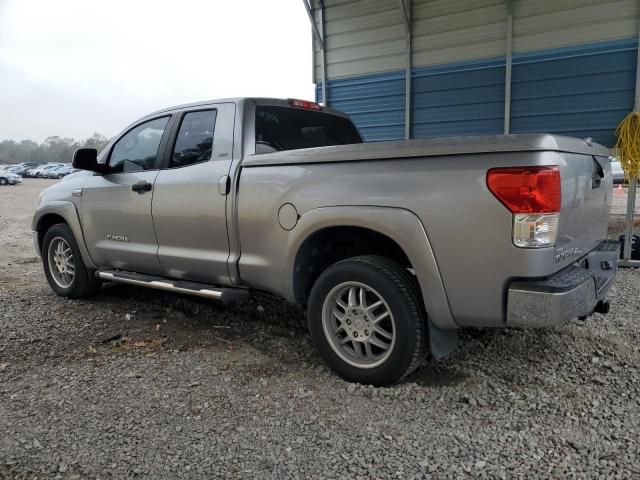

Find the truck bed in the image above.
[{"left": 238, "top": 134, "right": 612, "bottom": 328}]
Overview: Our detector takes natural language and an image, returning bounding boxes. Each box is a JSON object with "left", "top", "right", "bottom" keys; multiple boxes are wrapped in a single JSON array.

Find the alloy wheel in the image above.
[{"left": 321, "top": 281, "right": 396, "bottom": 369}]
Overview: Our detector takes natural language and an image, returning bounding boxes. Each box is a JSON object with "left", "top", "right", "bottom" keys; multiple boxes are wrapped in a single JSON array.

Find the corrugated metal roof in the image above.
[
  {"left": 311, "top": 0, "right": 639, "bottom": 146},
  {"left": 314, "top": 0, "right": 638, "bottom": 79},
  {"left": 514, "top": 0, "right": 638, "bottom": 53},
  {"left": 314, "top": 0, "right": 405, "bottom": 80},
  {"left": 412, "top": 0, "right": 507, "bottom": 68}
]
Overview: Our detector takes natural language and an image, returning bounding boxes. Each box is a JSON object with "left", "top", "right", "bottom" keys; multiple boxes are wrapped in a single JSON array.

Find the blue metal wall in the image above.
[
  {"left": 316, "top": 38, "right": 638, "bottom": 146},
  {"left": 411, "top": 58, "right": 505, "bottom": 138},
  {"left": 510, "top": 38, "right": 637, "bottom": 146},
  {"left": 316, "top": 71, "right": 406, "bottom": 141}
]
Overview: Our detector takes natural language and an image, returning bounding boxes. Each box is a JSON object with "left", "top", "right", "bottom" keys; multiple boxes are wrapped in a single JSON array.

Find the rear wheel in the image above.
[
  {"left": 0, "top": 178, "right": 7, "bottom": 186},
  {"left": 42, "top": 223, "right": 101, "bottom": 298},
  {"left": 307, "top": 255, "right": 427, "bottom": 386}
]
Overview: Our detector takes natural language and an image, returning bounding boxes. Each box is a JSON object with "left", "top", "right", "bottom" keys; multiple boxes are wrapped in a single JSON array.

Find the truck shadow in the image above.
[
  {"left": 86, "top": 284, "right": 583, "bottom": 389},
  {"left": 88, "top": 283, "right": 308, "bottom": 360}
]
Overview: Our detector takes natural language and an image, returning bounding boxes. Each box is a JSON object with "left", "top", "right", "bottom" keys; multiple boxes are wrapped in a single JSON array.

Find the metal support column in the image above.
[
  {"left": 620, "top": 17, "right": 640, "bottom": 267},
  {"left": 503, "top": 0, "right": 513, "bottom": 134},
  {"left": 399, "top": 0, "right": 411, "bottom": 139},
  {"left": 302, "top": 0, "right": 327, "bottom": 105},
  {"left": 319, "top": 1, "right": 328, "bottom": 106}
]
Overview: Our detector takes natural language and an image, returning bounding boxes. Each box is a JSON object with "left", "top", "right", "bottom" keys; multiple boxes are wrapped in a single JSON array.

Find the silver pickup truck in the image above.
[{"left": 33, "top": 97, "right": 618, "bottom": 385}]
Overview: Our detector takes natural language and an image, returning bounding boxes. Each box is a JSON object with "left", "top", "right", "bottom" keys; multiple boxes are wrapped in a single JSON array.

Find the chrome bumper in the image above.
[{"left": 507, "top": 240, "right": 618, "bottom": 327}]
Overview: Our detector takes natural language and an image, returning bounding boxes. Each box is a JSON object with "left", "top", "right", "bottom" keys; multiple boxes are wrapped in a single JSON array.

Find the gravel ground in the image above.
[{"left": 1, "top": 179, "right": 640, "bottom": 479}]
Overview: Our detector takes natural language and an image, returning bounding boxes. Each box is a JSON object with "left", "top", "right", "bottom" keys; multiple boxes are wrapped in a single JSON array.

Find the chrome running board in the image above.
[{"left": 96, "top": 269, "right": 248, "bottom": 302}]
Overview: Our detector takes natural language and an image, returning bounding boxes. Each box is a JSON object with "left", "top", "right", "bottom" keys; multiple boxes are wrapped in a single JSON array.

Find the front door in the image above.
[
  {"left": 151, "top": 104, "right": 235, "bottom": 285},
  {"left": 81, "top": 115, "right": 172, "bottom": 275}
]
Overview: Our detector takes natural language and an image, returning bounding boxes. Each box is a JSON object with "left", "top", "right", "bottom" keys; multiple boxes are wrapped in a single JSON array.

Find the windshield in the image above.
[{"left": 255, "top": 106, "right": 362, "bottom": 154}]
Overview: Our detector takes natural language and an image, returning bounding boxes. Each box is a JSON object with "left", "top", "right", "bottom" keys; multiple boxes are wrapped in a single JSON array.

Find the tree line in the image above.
[{"left": 0, "top": 133, "right": 110, "bottom": 165}]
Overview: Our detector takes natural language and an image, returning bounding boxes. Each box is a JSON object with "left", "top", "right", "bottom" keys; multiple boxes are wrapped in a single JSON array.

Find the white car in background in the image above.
[
  {"left": 0, "top": 170, "right": 22, "bottom": 185},
  {"left": 29, "top": 163, "right": 65, "bottom": 178}
]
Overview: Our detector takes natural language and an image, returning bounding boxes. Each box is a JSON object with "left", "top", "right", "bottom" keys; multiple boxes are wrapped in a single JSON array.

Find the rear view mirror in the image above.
[{"left": 72, "top": 148, "right": 99, "bottom": 171}]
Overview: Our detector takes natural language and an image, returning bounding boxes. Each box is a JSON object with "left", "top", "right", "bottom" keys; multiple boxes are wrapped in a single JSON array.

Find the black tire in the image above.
[
  {"left": 307, "top": 255, "right": 427, "bottom": 386},
  {"left": 42, "top": 223, "right": 101, "bottom": 298},
  {"left": 0, "top": 178, "right": 7, "bottom": 186}
]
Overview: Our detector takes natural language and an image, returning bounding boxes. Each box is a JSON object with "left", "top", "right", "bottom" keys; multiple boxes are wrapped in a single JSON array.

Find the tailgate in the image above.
[{"left": 555, "top": 153, "right": 612, "bottom": 266}]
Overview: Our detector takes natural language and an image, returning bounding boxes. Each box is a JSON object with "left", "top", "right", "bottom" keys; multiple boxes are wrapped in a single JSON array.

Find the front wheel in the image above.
[
  {"left": 307, "top": 255, "right": 427, "bottom": 386},
  {"left": 42, "top": 223, "right": 101, "bottom": 298}
]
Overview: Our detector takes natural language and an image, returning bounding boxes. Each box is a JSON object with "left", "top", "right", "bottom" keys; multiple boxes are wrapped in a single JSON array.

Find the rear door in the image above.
[
  {"left": 81, "top": 115, "right": 173, "bottom": 274},
  {"left": 151, "top": 103, "right": 235, "bottom": 285}
]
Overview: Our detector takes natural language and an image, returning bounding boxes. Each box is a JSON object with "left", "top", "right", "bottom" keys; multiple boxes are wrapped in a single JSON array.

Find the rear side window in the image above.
[
  {"left": 171, "top": 110, "right": 217, "bottom": 168},
  {"left": 255, "top": 106, "right": 362, "bottom": 154},
  {"left": 108, "top": 116, "right": 169, "bottom": 173}
]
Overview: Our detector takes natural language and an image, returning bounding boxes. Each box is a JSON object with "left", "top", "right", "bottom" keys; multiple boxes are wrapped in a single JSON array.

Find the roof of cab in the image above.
[{"left": 142, "top": 97, "right": 349, "bottom": 120}]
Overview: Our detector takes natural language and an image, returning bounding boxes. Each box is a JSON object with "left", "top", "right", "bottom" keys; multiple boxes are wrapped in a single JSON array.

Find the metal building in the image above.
[{"left": 305, "top": 0, "right": 640, "bottom": 146}]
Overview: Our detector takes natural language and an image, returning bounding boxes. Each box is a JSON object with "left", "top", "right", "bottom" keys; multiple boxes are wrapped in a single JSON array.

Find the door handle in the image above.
[
  {"left": 132, "top": 181, "right": 152, "bottom": 194},
  {"left": 218, "top": 175, "right": 230, "bottom": 195}
]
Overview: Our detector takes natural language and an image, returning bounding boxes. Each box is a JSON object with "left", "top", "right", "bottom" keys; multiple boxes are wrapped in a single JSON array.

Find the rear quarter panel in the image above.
[{"left": 237, "top": 150, "right": 604, "bottom": 328}]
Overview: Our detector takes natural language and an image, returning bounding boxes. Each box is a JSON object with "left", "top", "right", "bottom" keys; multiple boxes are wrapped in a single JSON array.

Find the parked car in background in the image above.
[
  {"left": 5, "top": 165, "right": 26, "bottom": 176},
  {"left": 46, "top": 165, "right": 77, "bottom": 179},
  {"left": 0, "top": 162, "right": 40, "bottom": 177},
  {"left": 32, "top": 163, "right": 65, "bottom": 178},
  {"left": 22, "top": 163, "right": 45, "bottom": 177},
  {"left": 15, "top": 162, "right": 41, "bottom": 176},
  {"left": 0, "top": 170, "right": 22, "bottom": 185},
  {"left": 43, "top": 166, "right": 64, "bottom": 178},
  {"left": 25, "top": 167, "right": 43, "bottom": 177}
]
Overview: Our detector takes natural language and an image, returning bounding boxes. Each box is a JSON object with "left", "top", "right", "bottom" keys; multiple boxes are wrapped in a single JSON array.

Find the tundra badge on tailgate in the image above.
[{"left": 554, "top": 246, "right": 580, "bottom": 263}]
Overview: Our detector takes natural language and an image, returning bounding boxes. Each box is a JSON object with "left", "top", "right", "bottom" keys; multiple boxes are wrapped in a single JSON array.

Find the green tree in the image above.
[{"left": 0, "top": 133, "right": 111, "bottom": 165}]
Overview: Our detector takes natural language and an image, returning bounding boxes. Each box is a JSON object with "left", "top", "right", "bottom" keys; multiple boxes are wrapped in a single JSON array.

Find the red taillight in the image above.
[
  {"left": 486, "top": 166, "right": 561, "bottom": 213},
  {"left": 288, "top": 99, "right": 322, "bottom": 110}
]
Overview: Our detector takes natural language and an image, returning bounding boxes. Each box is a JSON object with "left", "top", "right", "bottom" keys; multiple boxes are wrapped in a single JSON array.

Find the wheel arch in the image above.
[
  {"left": 293, "top": 226, "right": 411, "bottom": 304},
  {"left": 286, "top": 205, "right": 457, "bottom": 331},
  {"left": 32, "top": 201, "right": 96, "bottom": 269}
]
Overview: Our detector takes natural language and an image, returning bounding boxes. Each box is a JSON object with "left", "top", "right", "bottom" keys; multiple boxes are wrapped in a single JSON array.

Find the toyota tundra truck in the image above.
[{"left": 32, "top": 97, "right": 618, "bottom": 385}]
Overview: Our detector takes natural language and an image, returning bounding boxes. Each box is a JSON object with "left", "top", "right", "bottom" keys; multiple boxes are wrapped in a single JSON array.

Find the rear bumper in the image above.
[{"left": 507, "top": 240, "right": 618, "bottom": 327}]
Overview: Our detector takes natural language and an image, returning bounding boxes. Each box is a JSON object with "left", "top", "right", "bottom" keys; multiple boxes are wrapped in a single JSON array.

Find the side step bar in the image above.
[{"left": 96, "top": 269, "right": 248, "bottom": 302}]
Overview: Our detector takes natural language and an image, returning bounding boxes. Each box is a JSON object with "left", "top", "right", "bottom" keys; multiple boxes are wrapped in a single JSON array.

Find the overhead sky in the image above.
[{"left": 0, "top": 0, "right": 315, "bottom": 142}]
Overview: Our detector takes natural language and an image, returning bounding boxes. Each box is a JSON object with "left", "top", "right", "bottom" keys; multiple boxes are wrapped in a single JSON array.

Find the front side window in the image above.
[
  {"left": 171, "top": 110, "right": 217, "bottom": 168},
  {"left": 108, "top": 116, "right": 169, "bottom": 173}
]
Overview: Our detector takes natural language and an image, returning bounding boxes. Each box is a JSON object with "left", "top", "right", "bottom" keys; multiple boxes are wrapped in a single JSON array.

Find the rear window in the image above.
[{"left": 255, "top": 106, "right": 362, "bottom": 154}]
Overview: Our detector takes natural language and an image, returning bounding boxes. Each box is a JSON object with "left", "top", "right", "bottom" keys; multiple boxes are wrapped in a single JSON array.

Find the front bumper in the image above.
[{"left": 507, "top": 240, "right": 618, "bottom": 327}]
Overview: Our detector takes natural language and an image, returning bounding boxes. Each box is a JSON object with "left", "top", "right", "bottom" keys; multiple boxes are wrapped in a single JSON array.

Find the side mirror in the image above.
[{"left": 72, "top": 148, "right": 99, "bottom": 171}]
